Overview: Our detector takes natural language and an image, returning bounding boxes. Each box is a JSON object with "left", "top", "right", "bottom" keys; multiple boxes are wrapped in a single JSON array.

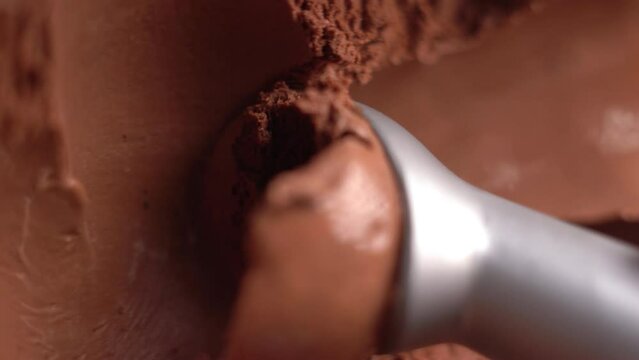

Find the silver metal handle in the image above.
[
  {"left": 464, "top": 193, "right": 639, "bottom": 360},
  {"left": 359, "top": 103, "right": 639, "bottom": 360}
]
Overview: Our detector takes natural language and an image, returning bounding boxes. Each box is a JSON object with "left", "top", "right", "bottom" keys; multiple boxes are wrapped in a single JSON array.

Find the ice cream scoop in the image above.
[{"left": 360, "top": 104, "right": 639, "bottom": 359}]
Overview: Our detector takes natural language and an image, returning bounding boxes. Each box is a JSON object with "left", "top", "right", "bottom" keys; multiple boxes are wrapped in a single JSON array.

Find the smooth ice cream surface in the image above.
[
  {"left": 2, "top": 0, "right": 638, "bottom": 359},
  {"left": 2, "top": 0, "right": 312, "bottom": 358}
]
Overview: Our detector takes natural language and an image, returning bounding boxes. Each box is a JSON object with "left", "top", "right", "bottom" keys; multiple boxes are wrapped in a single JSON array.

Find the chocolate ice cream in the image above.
[
  {"left": 2, "top": 0, "right": 637, "bottom": 359},
  {"left": 2, "top": 0, "right": 311, "bottom": 357}
]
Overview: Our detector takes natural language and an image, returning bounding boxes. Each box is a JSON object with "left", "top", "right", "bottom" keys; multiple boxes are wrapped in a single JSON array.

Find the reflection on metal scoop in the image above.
[{"left": 359, "top": 103, "right": 639, "bottom": 360}]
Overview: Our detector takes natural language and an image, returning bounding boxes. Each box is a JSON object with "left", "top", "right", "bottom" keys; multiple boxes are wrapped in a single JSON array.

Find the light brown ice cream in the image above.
[
  {"left": 2, "top": 0, "right": 638, "bottom": 359},
  {"left": 355, "top": 0, "right": 639, "bottom": 222},
  {"left": 203, "top": 1, "right": 540, "bottom": 359},
  {"left": 200, "top": 1, "right": 535, "bottom": 359}
]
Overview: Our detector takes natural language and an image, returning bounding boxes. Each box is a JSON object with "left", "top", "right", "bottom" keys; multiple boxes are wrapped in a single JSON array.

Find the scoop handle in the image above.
[{"left": 464, "top": 193, "right": 639, "bottom": 360}]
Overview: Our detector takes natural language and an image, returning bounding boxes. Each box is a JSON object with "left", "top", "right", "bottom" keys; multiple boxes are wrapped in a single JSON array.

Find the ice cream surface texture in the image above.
[{"left": 2, "top": 0, "right": 638, "bottom": 359}]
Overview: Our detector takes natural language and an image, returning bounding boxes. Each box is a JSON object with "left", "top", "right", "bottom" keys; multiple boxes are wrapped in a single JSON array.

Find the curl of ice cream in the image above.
[{"left": 200, "top": 1, "right": 536, "bottom": 359}]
